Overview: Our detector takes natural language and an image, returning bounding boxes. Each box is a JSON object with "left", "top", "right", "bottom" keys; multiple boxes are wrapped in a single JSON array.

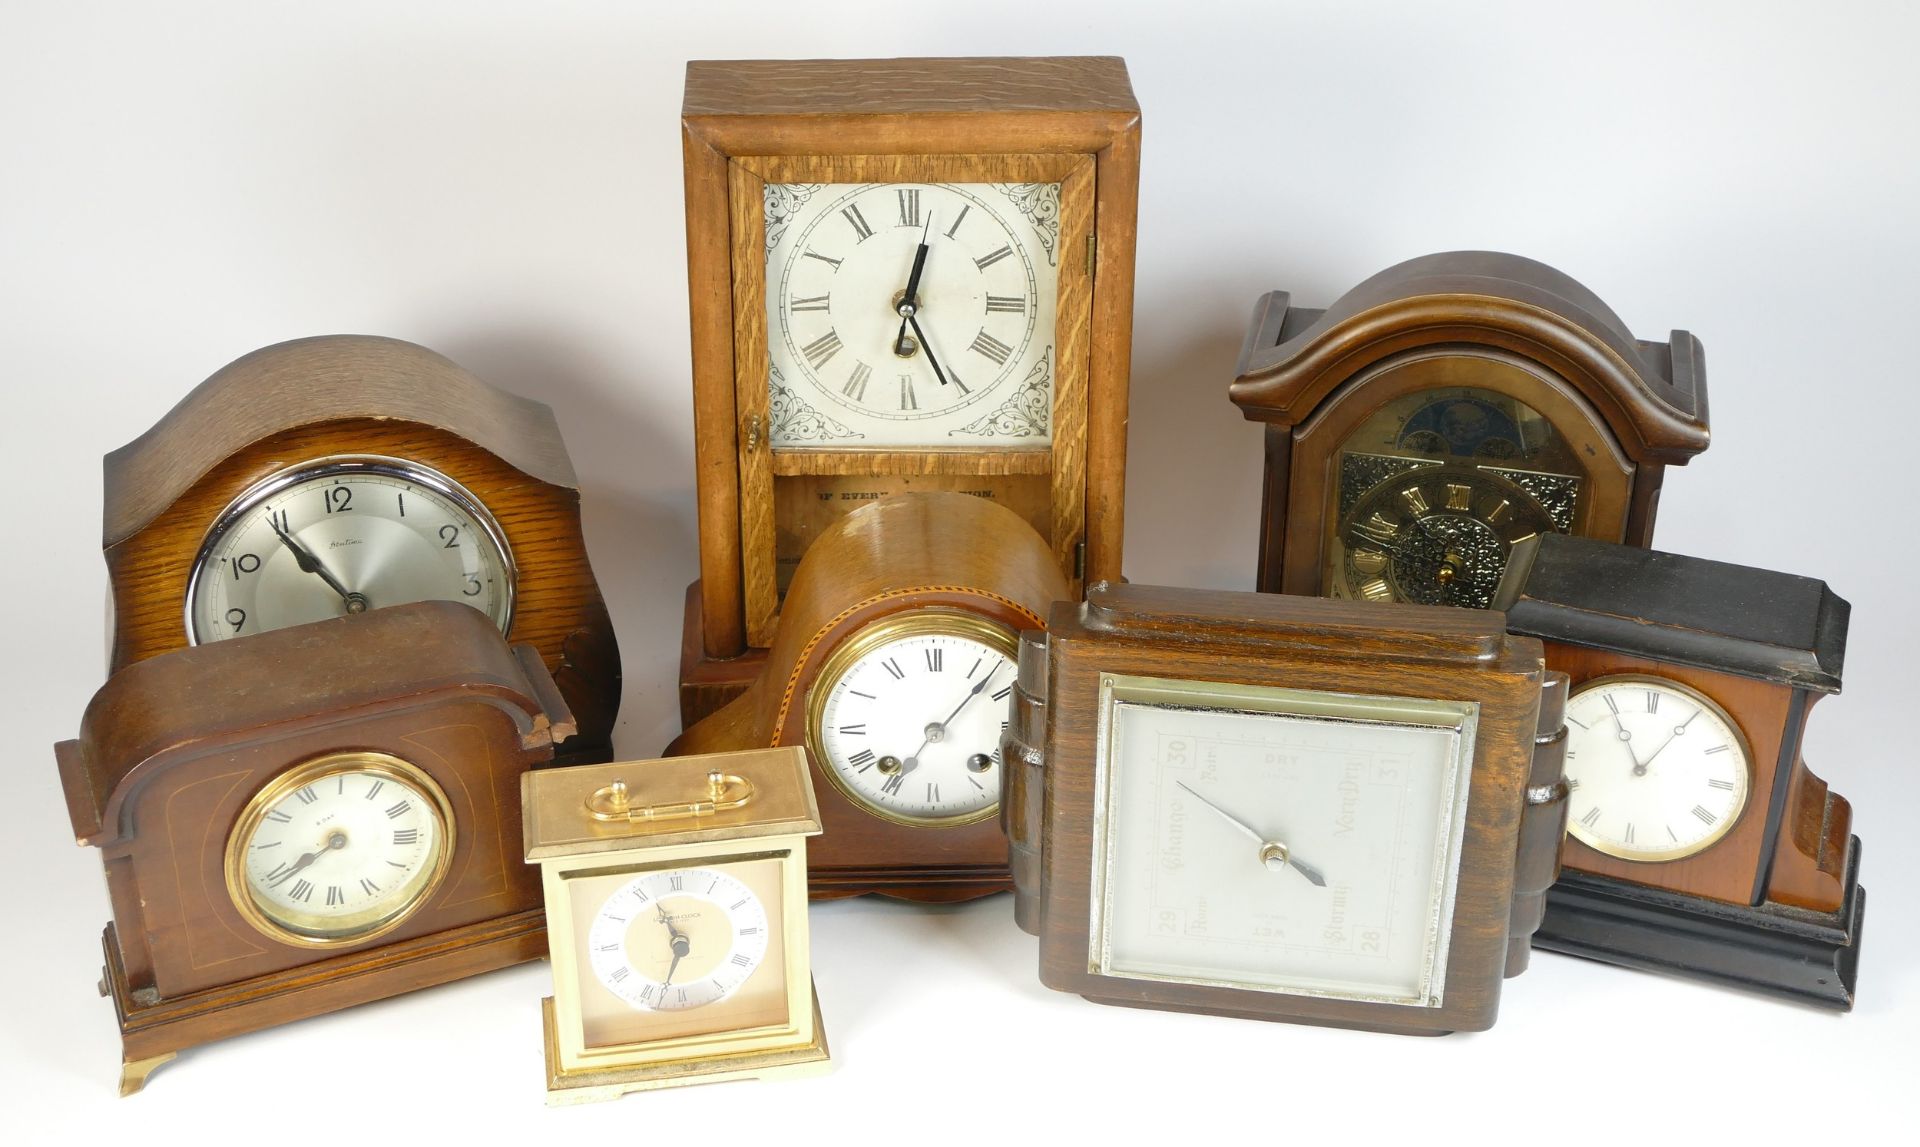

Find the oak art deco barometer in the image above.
[
  {"left": 1004, "top": 583, "right": 1570, "bottom": 1034},
  {"left": 676, "top": 56, "right": 1141, "bottom": 723},
  {"left": 524, "top": 748, "right": 828, "bottom": 1102},
  {"left": 1495, "top": 535, "right": 1864, "bottom": 1008},
  {"left": 101, "top": 334, "right": 621, "bottom": 760},
  {"left": 55, "top": 602, "right": 576, "bottom": 1094},
  {"left": 672, "top": 492, "right": 1068, "bottom": 901},
  {"left": 1228, "top": 251, "right": 1711, "bottom": 609}
]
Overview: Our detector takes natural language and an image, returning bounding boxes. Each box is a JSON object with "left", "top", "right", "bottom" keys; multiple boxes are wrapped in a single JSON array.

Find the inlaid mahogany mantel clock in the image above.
[
  {"left": 1495, "top": 534, "right": 1864, "bottom": 1008},
  {"left": 671, "top": 491, "right": 1068, "bottom": 902},
  {"left": 55, "top": 601, "right": 576, "bottom": 1094},
  {"left": 676, "top": 56, "right": 1141, "bottom": 724},
  {"left": 1005, "top": 583, "right": 1571, "bottom": 1034},
  {"left": 1228, "top": 251, "right": 1711, "bottom": 609},
  {"left": 101, "top": 334, "right": 621, "bottom": 761}
]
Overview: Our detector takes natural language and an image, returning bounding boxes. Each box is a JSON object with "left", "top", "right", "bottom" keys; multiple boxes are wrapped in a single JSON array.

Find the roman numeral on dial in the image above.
[
  {"left": 841, "top": 204, "right": 874, "bottom": 241},
  {"left": 803, "top": 329, "right": 843, "bottom": 369},
  {"left": 974, "top": 245, "right": 1012, "bottom": 270},
  {"left": 899, "top": 375, "right": 917, "bottom": 410},
  {"left": 843, "top": 361, "right": 871, "bottom": 401},
  {"left": 969, "top": 331, "right": 1013, "bottom": 365},
  {"left": 790, "top": 294, "right": 831, "bottom": 312},
  {"left": 985, "top": 294, "right": 1025, "bottom": 313},
  {"left": 897, "top": 189, "right": 920, "bottom": 227},
  {"left": 944, "top": 205, "right": 970, "bottom": 238}
]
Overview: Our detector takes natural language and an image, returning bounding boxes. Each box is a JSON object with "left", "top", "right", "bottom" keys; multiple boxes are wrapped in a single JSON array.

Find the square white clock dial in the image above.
[{"left": 1091, "top": 675, "right": 1478, "bottom": 1007}]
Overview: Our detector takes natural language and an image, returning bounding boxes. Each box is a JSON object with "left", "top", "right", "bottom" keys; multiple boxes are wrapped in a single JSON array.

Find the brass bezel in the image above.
[
  {"left": 222, "top": 751, "right": 457, "bottom": 949},
  {"left": 805, "top": 608, "right": 1019, "bottom": 829},
  {"left": 1563, "top": 673, "right": 1754, "bottom": 862}
]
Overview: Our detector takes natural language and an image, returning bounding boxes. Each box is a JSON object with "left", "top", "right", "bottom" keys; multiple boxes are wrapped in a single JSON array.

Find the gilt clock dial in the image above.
[
  {"left": 1328, "top": 387, "right": 1584, "bottom": 609},
  {"left": 187, "top": 455, "right": 514, "bottom": 642},
  {"left": 765, "top": 182, "right": 1059, "bottom": 449},
  {"left": 1562, "top": 676, "right": 1751, "bottom": 861},
  {"left": 810, "top": 613, "right": 1016, "bottom": 827},
  {"left": 587, "top": 867, "right": 772, "bottom": 1013}
]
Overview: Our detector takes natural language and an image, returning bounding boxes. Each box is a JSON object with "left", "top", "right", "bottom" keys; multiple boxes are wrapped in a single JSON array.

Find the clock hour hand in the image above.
[
  {"left": 267, "top": 515, "right": 369, "bottom": 614},
  {"left": 1175, "top": 782, "right": 1326, "bottom": 886},
  {"left": 893, "top": 215, "right": 934, "bottom": 356},
  {"left": 656, "top": 900, "right": 692, "bottom": 986},
  {"left": 266, "top": 830, "right": 347, "bottom": 886}
]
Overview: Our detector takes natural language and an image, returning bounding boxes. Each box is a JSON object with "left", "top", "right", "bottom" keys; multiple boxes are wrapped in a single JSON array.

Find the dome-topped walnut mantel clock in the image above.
[
  {"left": 1228, "top": 251, "right": 1711, "bottom": 608},
  {"left": 100, "top": 335, "right": 621, "bottom": 761}
]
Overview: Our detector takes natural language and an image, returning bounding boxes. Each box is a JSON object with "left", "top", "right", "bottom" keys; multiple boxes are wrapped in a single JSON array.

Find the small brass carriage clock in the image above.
[{"left": 524, "top": 747, "right": 829, "bottom": 1102}]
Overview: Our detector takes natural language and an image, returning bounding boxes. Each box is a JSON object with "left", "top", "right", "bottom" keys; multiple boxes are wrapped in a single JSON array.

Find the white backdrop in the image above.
[{"left": 2, "top": 0, "right": 1913, "bottom": 1140}]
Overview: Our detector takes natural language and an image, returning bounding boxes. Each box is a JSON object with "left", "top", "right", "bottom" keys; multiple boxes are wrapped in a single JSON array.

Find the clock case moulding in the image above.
[
  {"left": 55, "top": 601, "right": 577, "bottom": 1095},
  {"left": 676, "top": 56, "right": 1141, "bottom": 726},
  {"left": 669, "top": 491, "right": 1068, "bottom": 902},
  {"left": 101, "top": 333, "right": 621, "bottom": 763},
  {"left": 1496, "top": 533, "right": 1863, "bottom": 1009},
  {"left": 1004, "top": 582, "right": 1571, "bottom": 1035},
  {"left": 1229, "top": 250, "right": 1712, "bottom": 599}
]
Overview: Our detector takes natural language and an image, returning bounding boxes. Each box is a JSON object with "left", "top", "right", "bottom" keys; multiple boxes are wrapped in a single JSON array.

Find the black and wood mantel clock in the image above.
[
  {"left": 1228, "top": 251, "right": 1711, "bottom": 609},
  {"left": 1495, "top": 534, "right": 1863, "bottom": 1008}
]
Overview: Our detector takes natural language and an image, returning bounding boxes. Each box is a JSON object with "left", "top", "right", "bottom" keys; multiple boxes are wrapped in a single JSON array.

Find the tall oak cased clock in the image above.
[
  {"left": 1228, "top": 252, "right": 1711, "bottom": 609},
  {"left": 670, "top": 492, "right": 1068, "bottom": 902},
  {"left": 101, "top": 334, "right": 621, "bottom": 761},
  {"left": 1004, "top": 583, "right": 1572, "bottom": 1034},
  {"left": 54, "top": 602, "right": 576, "bottom": 1094},
  {"left": 677, "top": 56, "right": 1141, "bottom": 723},
  {"left": 1495, "top": 534, "right": 1863, "bottom": 1008}
]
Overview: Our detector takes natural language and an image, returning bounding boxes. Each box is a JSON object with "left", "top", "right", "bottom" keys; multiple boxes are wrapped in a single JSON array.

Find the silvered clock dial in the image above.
[{"left": 187, "top": 455, "right": 515, "bottom": 641}]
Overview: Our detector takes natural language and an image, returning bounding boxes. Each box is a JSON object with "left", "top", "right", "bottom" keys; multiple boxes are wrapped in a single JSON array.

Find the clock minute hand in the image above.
[
  {"left": 1175, "top": 782, "right": 1327, "bottom": 887},
  {"left": 906, "top": 312, "right": 952, "bottom": 387},
  {"left": 893, "top": 215, "right": 934, "bottom": 356},
  {"left": 267, "top": 516, "right": 369, "bottom": 613}
]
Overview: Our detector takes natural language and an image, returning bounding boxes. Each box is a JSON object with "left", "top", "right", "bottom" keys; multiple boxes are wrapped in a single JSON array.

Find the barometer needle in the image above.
[{"left": 1176, "top": 782, "right": 1327, "bottom": 886}]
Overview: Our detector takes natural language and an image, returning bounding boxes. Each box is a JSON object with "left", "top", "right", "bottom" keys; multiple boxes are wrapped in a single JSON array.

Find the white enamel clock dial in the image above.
[
  {"left": 1094, "top": 681, "right": 1475, "bottom": 1006},
  {"left": 187, "top": 456, "right": 514, "bottom": 642},
  {"left": 232, "top": 754, "right": 451, "bottom": 943},
  {"left": 587, "top": 868, "right": 771, "bottom": 1013},
  {"left": 813, "top": 622, "right": 1015, "bottom": 826},
  {"left": 765, "top": 181, "right": 1059, "bottom": 449},
  {"left": 1562, "top": 676, "right": 1751, "bottom": 861}
]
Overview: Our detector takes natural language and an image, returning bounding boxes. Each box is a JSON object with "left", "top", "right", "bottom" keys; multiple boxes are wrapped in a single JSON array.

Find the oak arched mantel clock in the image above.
[{"left": 1228, "top": 251, "right": 1711, "bottom": 608}]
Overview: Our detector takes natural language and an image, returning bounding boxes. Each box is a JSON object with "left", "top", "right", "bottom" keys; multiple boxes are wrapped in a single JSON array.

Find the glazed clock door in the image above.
[
  {"left": 730, "top": 157, "right": 1095, "bottom": 646},
  {"left": 1312, "top": 353, "right": 1636, "bottom": 609}
]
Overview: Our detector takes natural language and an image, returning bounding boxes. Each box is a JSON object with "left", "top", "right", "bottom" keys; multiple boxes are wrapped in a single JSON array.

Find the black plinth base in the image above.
[{"left": 1534, "top": 838, "right": 1864, "bottom": 1011}]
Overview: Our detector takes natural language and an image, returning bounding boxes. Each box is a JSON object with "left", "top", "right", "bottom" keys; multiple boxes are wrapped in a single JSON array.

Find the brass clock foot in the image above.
[{"left": 118, "top": 1051, "right": 176, "bottom": 1097}]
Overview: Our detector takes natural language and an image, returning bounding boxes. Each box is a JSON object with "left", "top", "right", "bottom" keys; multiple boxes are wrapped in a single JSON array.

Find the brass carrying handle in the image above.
[{"left": 586, "top": 770, "right": 755, "bottom": 823}]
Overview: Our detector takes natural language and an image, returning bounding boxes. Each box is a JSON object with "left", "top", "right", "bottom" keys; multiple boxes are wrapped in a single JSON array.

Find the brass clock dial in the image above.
[
  {"left": 224, "top": 751, "right": 455, "bottom": 947},
  {"left": 1333, "top": 462, "right": 1559, "bottom": 609},
  {"left": 587, "top": 867, "right": 772, "bottom": 1013},
  {"left": 1562, "top": 676, "right": 1752, "bottom": 861},
  {"left": 187, "top": 455, "right": 515, "bottom": 642}
]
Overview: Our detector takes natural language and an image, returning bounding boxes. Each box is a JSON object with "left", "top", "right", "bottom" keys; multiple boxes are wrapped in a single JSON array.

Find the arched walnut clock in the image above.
[
  {"left": 100, "top": 334, "right": 621, "bottom": 761},
  {"left": 1228, "top": 251, "right": 1711, "bottom": 608}
]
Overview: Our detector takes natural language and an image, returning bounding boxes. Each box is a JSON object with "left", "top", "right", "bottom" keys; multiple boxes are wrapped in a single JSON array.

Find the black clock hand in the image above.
[
  {"left": 901, "top": 665, "right": 1000, "bottom": 770},
  {"left": 906, "top": 312, "right": 951, "bottom": 387},
  {"left": 656, "top": 899, "right": 692, "bottom": 986},
  {"left": 267, "top": 515, "right": 369, "bottom": 614},
  {"left": 893, "top": 215, "right": 934, "bottom": 356},
  {"left": 267, "top": 831, "right": 347, "bottom": 886}
]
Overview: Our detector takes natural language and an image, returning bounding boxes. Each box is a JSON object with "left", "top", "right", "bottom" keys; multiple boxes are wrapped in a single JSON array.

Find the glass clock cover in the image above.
[
  {"left": 1561, "top": 676, "right": 1752, "bottom": 861},
  {"left": 226, "top": 752, "right": 454, "bottom": 946},
  {"left": 188, "top": 455, "right": 514, "bottom": 642},
  {"left": 565, "top": 857, "right": 792, "bottom": 1049},
  {"left": 1327, "top": 387, "right": 1588, "bottom": 609},
  {"left": 1092, "top": 675, "right": 1477, "bottom": 1006}
]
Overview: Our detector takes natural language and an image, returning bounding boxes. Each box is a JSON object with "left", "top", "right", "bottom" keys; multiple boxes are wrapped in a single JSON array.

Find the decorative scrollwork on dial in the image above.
[
  {"left": 954, "top": 351, "right": 1051, "bottom": 438},
  {"left": 992, "top": 182, "right": 1060, "bottom": 267}
]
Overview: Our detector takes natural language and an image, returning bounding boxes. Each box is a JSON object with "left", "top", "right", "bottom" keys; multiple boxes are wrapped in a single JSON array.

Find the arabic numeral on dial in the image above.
[
  {"left": 463, "top": 574, "right": 482, "bottom": 597},
  {"left": 231, "top": 552, "right": 261, "bottom": 580},
  {"left": 225, "top": 607, "right": 247, "bottom": 632},
  {"left": 323, "top": 486, "right": 352, "bottom": 514},
  {"left": 440, "top": 524, "right": 460, "bottom": 549}
]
